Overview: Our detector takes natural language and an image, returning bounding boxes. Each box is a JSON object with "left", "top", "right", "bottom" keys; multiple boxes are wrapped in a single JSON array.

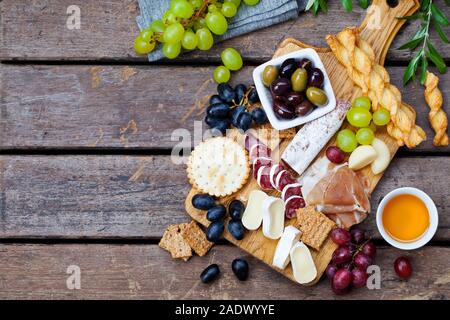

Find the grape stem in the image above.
[
  {"left": 349, "top": 238, "right": 372, "bottom": 269},
  {"left": 181, "top": 0, "right": 210, "bottom": 28}
]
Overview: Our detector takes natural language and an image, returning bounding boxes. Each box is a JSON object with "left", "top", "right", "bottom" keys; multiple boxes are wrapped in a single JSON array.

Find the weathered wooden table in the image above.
[{"left": 0, "top": 1, "right": 449, "bottom": 299}]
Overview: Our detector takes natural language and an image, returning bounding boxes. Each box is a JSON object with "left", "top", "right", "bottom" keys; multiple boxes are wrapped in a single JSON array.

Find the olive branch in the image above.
[{"left": 305, "top": 0, "right": 369, "bottom": 15}]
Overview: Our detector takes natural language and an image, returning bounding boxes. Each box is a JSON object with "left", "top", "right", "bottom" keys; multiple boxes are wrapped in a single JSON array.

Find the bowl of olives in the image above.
[{"left": 252, "top": 48, "right": 336, "bottom": 130}]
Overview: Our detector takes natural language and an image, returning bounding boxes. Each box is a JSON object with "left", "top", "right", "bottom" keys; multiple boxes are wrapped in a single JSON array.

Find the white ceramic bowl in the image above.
[
  {"left": 376, "top": 187, "right": 438, "bottom": 250},
  {"left": 252, "top": 48, "right": 336, "bottom": 131}
]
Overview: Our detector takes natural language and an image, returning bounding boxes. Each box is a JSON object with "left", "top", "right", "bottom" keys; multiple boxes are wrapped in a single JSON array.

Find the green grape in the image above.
[
  {"left": 346, "top": 107, "right": 372, "bottom": 128},
  {"left": 163, "top": 22, "right": 185, "bottom": 44},
  {"left": 162, "top": 10, "right": 178, "bottom": 24},
  {"left": 221, "top": 2, "right": 237, "bottom": 17},
  {"left": 150, "top": 20, "right": 166, "bottom": 33},
  {"left": 213, "top": 66, "right": 231, "bottom": 84},
  {"left": 337, "top": 129, "right": 358, "bottom": 153},
  {"left": 368, "top": 121, "right": 377, "bottom": 133},
  {"left": 134, "top": 36, "right": 155, "bottom": 55},
  {"left": 140, "top": 28, "right": 153, "bottom": 42},
  {"left": 243, "top": 0, "right": 260, "bottom": 5},
  {"left": 352, "top": 96, "right": 372, "bottom": 110},
  {"left": 162, "top": 42, "right": 182, "bottom": 59},
  {"left": 225, "top": 0, "right": 241, "bottom": 7},
  {"left": 221, "top": 48, "right": 243, "bottom": 71},
  {"left": 193, "top": 18, "right": 207, "bottom": 31},
  {"left": 196, "top": 28, "right": 214, "bottom": 50},
  {"left": 190, "top": 0, "right": 203, "bottom": 9},
  {"left": 356, "top": 128, "right": 375, "bottom": 145},
  {"left": 182, "top": 30, "right": 198, "bottom": 50},
  {"left": 206, "top": 11, "right": 228, "bottom": 35},
  {"left": 208, "top": 4, "right": 219, "bottom": 12},
  {"left": 373, "top": 108, "right": 391, "bottom": 126},
  {"left": 171, "top": 0, "right": 194, "bottom": 19}
]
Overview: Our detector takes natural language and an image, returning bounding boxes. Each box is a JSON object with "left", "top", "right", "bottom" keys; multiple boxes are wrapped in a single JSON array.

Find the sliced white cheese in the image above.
[
  {"left": 371, "top": 138, "right": 390, "bottom": 174},
  {"left": 348, "top": 145, "right": 377, "bottom": 171},
  {"left": 242, "top": 190, "right": 268, "bottom": 231},
  {"left": 262, "top": 196, "right": 285, "bottom": 239},
  {"left": 272, "top": 226, "right": 302, "bottom": 270},
  {"left": 290, "top": 242, "right": 317, "bottom": 284}
]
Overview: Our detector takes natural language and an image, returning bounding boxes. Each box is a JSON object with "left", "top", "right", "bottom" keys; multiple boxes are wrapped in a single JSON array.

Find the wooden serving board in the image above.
[{"left": 185, "top": 0, "right": 420, "bottom": 286}]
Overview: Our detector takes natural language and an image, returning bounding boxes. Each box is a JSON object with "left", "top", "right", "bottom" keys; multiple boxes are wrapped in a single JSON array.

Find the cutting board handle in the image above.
[{"left": 360, "top": 0, "right": 420, "bottom": 64}]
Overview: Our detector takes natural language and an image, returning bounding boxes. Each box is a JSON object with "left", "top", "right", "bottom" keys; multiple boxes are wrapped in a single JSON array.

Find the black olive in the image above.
[
  {"left": 286, "top": 92, "right": 304, "bottom": 107},
  {"left": 200, "top": 264, "right": 220, "bottom": 283},
  {"left": 295, "top": 99, "right": 314, "bottom": 116},
  {"left": 228, "top": 220, "right": 245, "bottom": 240},
  {"left": 272, "top": 97, "right": 296, "bottom": 119},
  {"left": 234, "top": 84, "right": 247, "bottom": 104},
  {"left": 248, "top": 87, "right": 260, "bottom": 103},
  {"left": 237, "top": 112, "right": 253, "bottom": 132},
  {"left": 279, "top": 58, "right": 297, "bottom": 79},
  {"left": 308, "top": 67, "right": 325, "bottom": 88},
  {"left": 207, "top": 103, "right": 231, "bottom": 119},
  {"left": 192, "top": 194, "right": 216, "bottom": 210},
  {"left": 298, "top": 58, "right": 312, "bottom": 70},
  {"left": 231, "top": 258, "right": 249, "bottom": 281},
  {"left": 206, "top": 220, "right": 225, "bottom": 242},
  {"left": 206, "top": 205, "right": 227, "bottom": 222},
  {"left": 270, "top": 78, "right": 291, "bottom": 96},
  {"left": 217, "top": 83, "right": 236, "bottom": 103},
  {"left": 209, "top": 94, "right": 224, "bottom": 105},
  {"left": 228, "top": 200, "right": 245, "bottom": 220},
  {"left": 231, "top": 105, "right": 246, "bottom": 127}
]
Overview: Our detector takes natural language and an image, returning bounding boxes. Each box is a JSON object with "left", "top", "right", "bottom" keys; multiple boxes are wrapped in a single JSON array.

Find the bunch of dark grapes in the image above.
[
  {"left": 205, "top": 83, "right": 268, "bottom": 134},
  {"left": 326, "top": 227, "right": 377, "bottom": 295}
]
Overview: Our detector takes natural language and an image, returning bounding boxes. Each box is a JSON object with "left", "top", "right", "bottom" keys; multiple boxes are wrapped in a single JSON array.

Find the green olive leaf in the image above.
[
  {"left": 341, "top": 0, "right": 353, "bottom": 12},
  {"left": 431, "top": 4, "right": 450, "bottom": 26},
  {"left": 433, "top": 20, "right": 450, "bottom": 43},
  {"left": 427, "top": 41, "right": 447, "bottom": 73},
  {"left": 420, "top": 55, "right": 428, "bottom": 85},
  {"left": 403, "top": 51, "right": 422, "bottom": 85},
  {"left": 358, "top": 0, "right": 369, "bottom": 9},
  {"left": 397, "top": 36, "right": 425, "bottom": 50}
]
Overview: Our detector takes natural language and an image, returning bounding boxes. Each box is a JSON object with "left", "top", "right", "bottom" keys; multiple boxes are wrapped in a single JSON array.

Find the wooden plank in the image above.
[
  {"left": 0, "top": 155, "right": 449, "bottom": 240},
  {"left": 1, "top": 1, "right": 449, "bottom": 62},
  {"left": 0, "top": 244, "right": 448, "bottom": 299},
  {"left": 1, "top": 64, "right": 449, "bottom": 152}
]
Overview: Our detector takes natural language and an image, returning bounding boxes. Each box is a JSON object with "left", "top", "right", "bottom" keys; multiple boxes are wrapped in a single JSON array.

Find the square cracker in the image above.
[
  {"left": 295, "top": 206, "right": 336, "bottom": 251},
  {"left": 181, "top": 221, "right": 213, "bottom": 257},
  {"left": 159, "top": 224, "right": 192, "bottom": 261}
]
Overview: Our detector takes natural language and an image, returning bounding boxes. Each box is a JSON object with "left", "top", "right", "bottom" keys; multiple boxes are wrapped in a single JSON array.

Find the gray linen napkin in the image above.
[{"left": 136, "top": 0, "right": 307, "bottom": 61}]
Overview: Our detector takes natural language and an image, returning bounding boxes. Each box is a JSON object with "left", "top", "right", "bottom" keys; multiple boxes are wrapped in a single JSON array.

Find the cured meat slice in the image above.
[
  {"left": 249, "top": 144, "right": 271, "bottom": 160},
  {"left": 252, "top": 157, "right": 272, "bottom": 178},
  {"left": 275, "top": 170, "right": 296, "bottom": 192},
  {"left": 256, "top": 166, "right": 273, "bottom": 190},
  {"left": 284, "top": 196, "right": 306, "bottom": 219},
  {"left": 269, "top": 164, "right": 284, "bottom": 189},
  {"left": 281, "top": 183, "right": 302, "bottom": 202}
]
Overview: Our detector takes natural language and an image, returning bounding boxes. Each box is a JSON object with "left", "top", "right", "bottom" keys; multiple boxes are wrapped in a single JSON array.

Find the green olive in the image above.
[
  {"left": 306, "top": 87, "right": 328, "bottom": 106},
  {"left": 291, "top": 68, "right": 308, "bottom": 92},
  {"left": 262, "top": 65, "right": 279, "bottom": 87}
]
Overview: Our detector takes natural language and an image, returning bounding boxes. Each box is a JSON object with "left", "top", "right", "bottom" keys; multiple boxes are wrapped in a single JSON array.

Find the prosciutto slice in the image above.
[{"left": 300, "top": 156, "right": 370, "bottom": 228}]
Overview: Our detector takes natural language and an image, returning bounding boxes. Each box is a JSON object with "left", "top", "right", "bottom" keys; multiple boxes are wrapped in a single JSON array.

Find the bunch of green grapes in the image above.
[{"left": 134, "top": 0, "right": 260, "bottom": 60}]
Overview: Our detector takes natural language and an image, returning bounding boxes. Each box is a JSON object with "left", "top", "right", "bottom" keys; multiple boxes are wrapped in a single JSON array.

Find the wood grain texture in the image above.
[
  {"left": 1, "top": 64, "right": 448, "bottom": 151},
  {"left": 0, "top": 244, "right": 448, "bottom": 299},
  {"left": 1, "top": 1, "right": 450, "bottom": 62},
  {"left": 0, "top": 155, "right": 448, "bottom": 240}
]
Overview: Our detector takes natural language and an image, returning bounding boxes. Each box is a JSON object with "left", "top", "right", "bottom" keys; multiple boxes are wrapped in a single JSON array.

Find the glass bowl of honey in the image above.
[{"left": 376, "top": 187, "right": 438, "bottom": 250}]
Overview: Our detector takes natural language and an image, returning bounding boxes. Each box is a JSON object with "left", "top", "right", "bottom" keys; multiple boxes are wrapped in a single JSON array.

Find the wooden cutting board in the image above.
[{"left": 185, "top": 0, "right": 420, "bottom": 286}]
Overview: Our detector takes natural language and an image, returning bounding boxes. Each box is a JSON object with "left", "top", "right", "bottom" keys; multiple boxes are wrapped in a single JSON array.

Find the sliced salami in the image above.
[
  {"left": 275, "top": 170, "right": 296, "bottom": 192},
  {"left": 256, "top": 166, "right": 273, "bottom": 190},
  {"left": 269, "top": 164, "right": 284, "bottom": 189},
  {"left": 249, "top": 144, "right": 271, "bottom": 160},
  {"left": 281, "top": 183, "right": 302, "bottom": 202},
  {"left": 252, "top": 157, "right": 272, "bottom": 178},
  {"left": 284, "top": 195, "right": 306, "bottom": 219}
]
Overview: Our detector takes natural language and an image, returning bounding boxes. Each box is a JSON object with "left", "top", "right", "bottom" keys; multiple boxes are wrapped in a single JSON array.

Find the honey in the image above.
[{"left": 382, "top": 194, "right": 430, "bottom": 242}]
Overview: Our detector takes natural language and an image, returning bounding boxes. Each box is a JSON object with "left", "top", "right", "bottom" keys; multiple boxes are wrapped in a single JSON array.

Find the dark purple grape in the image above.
[
  {"left": 228, "top": 200, "right": 245, "bottom": 220},
  {"left": 231, "top": 105, "right": 246, "bottom": 127},
  {"left": 330, "top": 228, "right": 351, "bottom": 246},
  {"left": 248, "top": 87, "right": 260, "bottom": 103},
  {"left": 207, "top": 103, "right": 231, "bottom": 118},
  {"left": 326, "top": 264, "right": 338, "bottom": 280},
  {"left": 394, "top": 256, "right": 413, "bottom": 279},
  {"left": 228, "top": 219, "right": 245, "bottom": 240},
  {"left": 251, "top": 108, "right": 268, "bottom": 125},
  {"left": 286, "top": 92, "right": 304, "bottom": 107},
  {"left": 237, "top": 112, "right": 253, "bottom": 132},
  {"left": 332, "top": 246, "right": 352, "bottom": 265},
  {"left": 234, "top": 84, "right": 247, "bottom": 104},
  {"left": 192, "top": 194, "right": 216, "bottom": 210},
  {"left": 308, "top": 67, "right": 325, "bottom": 88},
  {"left": 217, "top": 83, "right": 236, "bottom": 103},
  {"left": 206, "top": 205, "right": 226, "bottom": 222},
  {"left": 362, "top": 242, "right": 377, "bottom": 259},
  {"left": 209, "top": 94, "right": 224, "bottom": 105},
  {"left": 298, "top": 58, "right": 312, "bottom": 70},
  {"left": 332, "top": 269, "right": 353, "bottom": 290},
  {"left": 200, "top": 264, "right": 220, "bottom": 283},
  {"left": 270, "top": 78, "right": 291, "bottom": 96},
  {"left": 295, "top": 99, "right": 314, "bottom": 116},
  {"left": 231, "top": 258, "right": 249, "bottom": 281},
  {"left": 354, "top": 253, "right": 372, "bottom": 271},
  {"left": 206, "top": 221, "right": 225, "bottom": 242},
  {"left": 352, "top": 268, "right": 368, "bottom": 288},
  {"left": 279, "top": 58, "right": 297, "bottom": 79},
  {"left": 211, "top": 119, "right": 230, "bottom": 135},
  {"left": 272, "top": 97, "right": 295, "bottom": 119},
  {"left": 351, "top": 228, "right": 366, "bottom": 244}
]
